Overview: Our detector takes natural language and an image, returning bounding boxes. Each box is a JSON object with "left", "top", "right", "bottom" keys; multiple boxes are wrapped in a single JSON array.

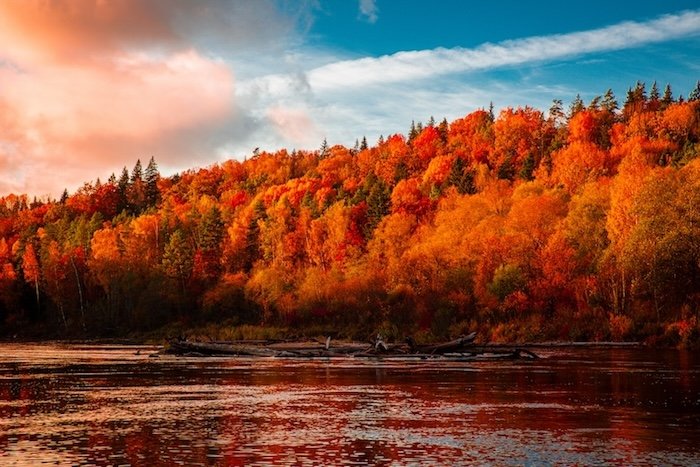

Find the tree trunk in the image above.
[{"left": 70, "top": 256, "right": 86, "bottom": 332}]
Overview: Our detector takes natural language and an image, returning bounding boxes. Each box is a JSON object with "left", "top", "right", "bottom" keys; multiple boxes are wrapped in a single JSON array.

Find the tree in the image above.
[
  {"left": 689, "top": 81, "right": 700, "bottom": 102},
  {"left": 365, "top": 177, "right": 391, "bottom": 237},
  {"left": 569, "top": 94, "right": 585, "bottom": 118},
  {"left": 319, "top": 138, "right": 329, "bottom": 159},
  {"left": 22, "top": 243, "right": 41, "bottom": 312},
  {"left": 448, "top": 157, "right": 476, "bottom": 194},
  {"left": 128, "top": 160, "right": 147, "bottom": 214},
  {"left": 601, "top": 89, "right": 618, "bottom": 113},
  {"left": 117, "top": 167, "right": 130, "bottom": 213},
  {"left": 162, "top": 230, "right": 194, "bottom": 294},
  {"left": 144, "top": 157, "right": 160, "bottom": 208},
  {"left": 661, "top": 84, "right": 674, "bottom": 109}
]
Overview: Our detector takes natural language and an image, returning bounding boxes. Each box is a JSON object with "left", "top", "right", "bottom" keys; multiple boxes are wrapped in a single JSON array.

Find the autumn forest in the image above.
[{"left": 1, "top": 82, "right": 700, "bottom": 346}]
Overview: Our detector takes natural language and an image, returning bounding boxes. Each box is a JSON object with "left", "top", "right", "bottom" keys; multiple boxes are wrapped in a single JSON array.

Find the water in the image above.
[{"left": 0, "top": 344, "right": 698, "bottom": 466}]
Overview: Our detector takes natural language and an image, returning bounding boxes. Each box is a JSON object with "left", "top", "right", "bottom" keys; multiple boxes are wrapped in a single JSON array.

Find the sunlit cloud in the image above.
[{"left": 0, "top": 0, "right": 295, "bottom": 197}]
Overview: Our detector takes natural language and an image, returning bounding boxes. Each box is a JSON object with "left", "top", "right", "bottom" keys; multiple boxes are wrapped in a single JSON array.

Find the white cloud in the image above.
[
  {"left": 308, "top": 10, "right": 700, "bottom": 89},
  {"left": 359, "top": 0, "right": 378, "bottom": 24},
  {"left": 229, "top": 9, "right": 700, "bottom": 157}
]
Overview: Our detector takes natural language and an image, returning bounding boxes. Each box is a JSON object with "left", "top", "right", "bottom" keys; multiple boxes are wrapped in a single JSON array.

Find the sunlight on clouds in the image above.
[
  {"left": 0, "top": 0, "right": 293, "bottom": 197},
  {"left": 266, "top": 107, "right": 320, "bottom": 148}
]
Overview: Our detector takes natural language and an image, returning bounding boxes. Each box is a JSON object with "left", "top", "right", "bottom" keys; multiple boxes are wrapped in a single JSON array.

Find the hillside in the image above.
[{"left": 1, "top": 82, "right": 699, "bottom": 345}]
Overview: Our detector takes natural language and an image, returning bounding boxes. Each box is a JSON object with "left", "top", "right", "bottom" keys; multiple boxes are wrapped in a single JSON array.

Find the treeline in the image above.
[{"left": 1, "top": 81, "right": 700, "bottom": 345}]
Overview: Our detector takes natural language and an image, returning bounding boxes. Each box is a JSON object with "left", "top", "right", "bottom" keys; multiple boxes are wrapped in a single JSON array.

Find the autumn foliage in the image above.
[{"left": 1, "top": 84, "right": 700, "bottom": 345}]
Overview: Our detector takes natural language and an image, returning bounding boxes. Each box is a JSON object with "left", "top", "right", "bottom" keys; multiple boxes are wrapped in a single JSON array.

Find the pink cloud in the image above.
[
  {"left": 0, "top": 0, "right": 293, "bottom": 197},
  {"left": 266, "top": 107, "right": 320, "bottom": 149}
]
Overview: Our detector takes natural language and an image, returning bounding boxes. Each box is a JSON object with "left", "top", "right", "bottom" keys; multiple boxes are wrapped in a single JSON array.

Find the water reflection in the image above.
[{"left": 0, "top": 344, "right": 698, "bottom": 465}]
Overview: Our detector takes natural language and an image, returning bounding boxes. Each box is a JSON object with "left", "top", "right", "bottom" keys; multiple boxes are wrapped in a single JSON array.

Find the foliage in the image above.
[{"left": 1, "top": 83, "right": 699, "bottom": 345}]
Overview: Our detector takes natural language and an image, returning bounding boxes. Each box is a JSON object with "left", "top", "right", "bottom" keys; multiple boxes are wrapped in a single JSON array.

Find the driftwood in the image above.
[
  {"left": 165, "top": 331, "right": 540, "bottom": 360},
  {"left": 405, "top": 332, "right": 477, "bottom": 354}
]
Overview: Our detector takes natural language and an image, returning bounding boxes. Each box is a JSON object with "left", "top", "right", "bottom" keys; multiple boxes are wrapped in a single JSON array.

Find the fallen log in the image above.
[
  {"left": 405, "top": 332, "right": 477, "bottom": 354},
  {"left": 164, "top": 332, "right": 540, "bottom": 360},
  {"left": 167, "top": 340, "right": 277, "bottom": 357}
]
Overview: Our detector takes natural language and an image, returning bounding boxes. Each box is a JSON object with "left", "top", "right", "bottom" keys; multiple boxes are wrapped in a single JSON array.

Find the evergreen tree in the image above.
[
  {"left": 127, "top": 159, "right": 146, "bottom": 214},
  {"left": 519, "top": 153, "right": 536, "bottom": 181},
  {"left": 408, "top": 120, "right": 418, "bottom": 142},
  {"left": 548, "top": 99, "right": 565, "bottom": 126},
  {"left": 661, "top": 84, "right": 674, "bottom": 108},
  {"left": 162, "top": 230, "right": 194, "bottom": 294},
  {"left": 60, "top": 189, "right": 69, "bottom": 204},
  {"left": 319, "top": 138, "right": 329, "bottom": 158},
  {"left": 117, "top": 167, "right": 130, "bottom": 213},
  {"left": 360, "top": 136, "right": 368, "bottom": 151},
  {"left": 448, "top": 157, "right": 476, "bottom": 194},
  {"left": 131, "top": 159, "right": 143, "bottom": 183},
  {"left": 365, "top": 180, "right": 390, "bottom": 237},
  {"left": 650, "top": 81, "right": 660, "bottom": 102},
  {"left": 144, "top": 157, "right": 160, "bottom": 208},
  {"left": 689, "top": 81, "right": 700, "bottom": 102},
  {"left": 568, "top": 94, "right": 585, "bottom": 118},
  {"left": 602, "top": 89, "right": 618, "bottom": 113},
  {"left": 437, "top": 118, "right": 449, "bottom": 144}
]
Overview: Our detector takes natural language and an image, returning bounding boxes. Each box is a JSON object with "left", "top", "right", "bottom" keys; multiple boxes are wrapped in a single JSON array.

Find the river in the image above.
[{"left": 0, "top": 343, "right": 698, "bottom": 465}]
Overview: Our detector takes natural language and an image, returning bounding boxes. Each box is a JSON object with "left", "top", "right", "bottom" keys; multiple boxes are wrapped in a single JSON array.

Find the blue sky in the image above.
[
  {"left": 224, "top": 0, "right": 700, "bottom": 157},
  {"left": 1, "top": 0, "right": 699, "bottom": 196}
]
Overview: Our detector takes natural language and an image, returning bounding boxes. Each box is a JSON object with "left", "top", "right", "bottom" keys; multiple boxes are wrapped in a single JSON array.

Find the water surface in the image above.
[{"left": 0, "top": 344, "right": 698, "bottom": 465}]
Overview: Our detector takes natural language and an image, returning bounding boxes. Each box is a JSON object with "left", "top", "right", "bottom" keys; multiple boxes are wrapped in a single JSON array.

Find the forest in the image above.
[{"left": 1, "top": 81, "right": 699, "bottom": 346}]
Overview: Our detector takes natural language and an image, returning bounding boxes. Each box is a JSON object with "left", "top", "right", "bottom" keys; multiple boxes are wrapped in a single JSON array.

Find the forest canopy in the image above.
[{"left": 1, "top": 81, "right": 700, "bottom": 346}]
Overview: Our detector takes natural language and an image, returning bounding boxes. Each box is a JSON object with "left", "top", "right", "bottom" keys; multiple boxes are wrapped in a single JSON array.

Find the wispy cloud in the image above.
[
  {"left": 232, "top": 9, "right": 700, "bottom": 157},
  {"left": 308, "top": 10, "right": 700, "bottom": 89},
  {"left": 358, "top": 0, "right": 378, "bottom": 24}
]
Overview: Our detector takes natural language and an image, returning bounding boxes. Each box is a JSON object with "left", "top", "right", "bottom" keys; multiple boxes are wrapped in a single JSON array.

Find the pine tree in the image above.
[
  {"left": 448, "top": 157, "right": 476, "bottom": 194},
  {"left": 60, "top": 189, "right": 69, "bottom": 204},
  {"left": 365, "top": 179, "right": 390, "bottom": 237},
  {"left": 568, "top": 94, "right": 585, "bottom": 118},
  {"left": 162, "top": 230, "right": 194, "bottom": 294},
  {"left": 548, "top": 99, "right": 565, "bottom": 126},
  {"left": 602, "top": 89, "right": 618, "bottom": 113},
  {"left": 360, "top": 136, "right": 368, "bottom": 151},
  {"left": 127, "top": 159, "right": 146, "bottom": 214},
  {"left": 437, "top": 118, "right": 449, "bottom": 144},
  {"left": 144, "top": 157, "right": 160, "bottom": 208},
  {"left": 661, "top": 84, "right": 674, "bottom": 108},
  {"left": 319, "top": 138, "right": 329, "bottom": 158},
  {"left": 117, "top": 167, "right": 129, "bottom": 213},
  {"left": 131, "top": 159, "right": 143, "bottom": 183},
  {"left": 408, "top": 120, "right": 418, "bottom": 142},
  {"left": 689, "top": 81, "right": 700, "bottom": 102},
  {"left": 650, "top": 81, "right": 660, "bottom": 101}
]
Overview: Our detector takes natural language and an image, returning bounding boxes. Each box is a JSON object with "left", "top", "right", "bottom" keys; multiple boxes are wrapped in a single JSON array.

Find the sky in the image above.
[{"left": 1, "top": 0, "right": 699, "bottom": 197}]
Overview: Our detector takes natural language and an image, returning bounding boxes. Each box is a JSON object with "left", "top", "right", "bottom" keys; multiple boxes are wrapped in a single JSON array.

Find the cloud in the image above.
[
  {"left": 358, "top": 0, "right": 378, "bottom": 24},
  {"left": 266, "top": 107, "right": 320, "bottom": 147},
  {"left": 233, "top": 9, "right": 700, "bottom": 157},
  {"left": 0, "top": 0, "right": 293, "bottom": 63},
  {"left": 0, "top": 0, "right": 297, "bottom": 197},
  {"left": 307, "top": 10, "right": 700, "bottom": 89}
]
